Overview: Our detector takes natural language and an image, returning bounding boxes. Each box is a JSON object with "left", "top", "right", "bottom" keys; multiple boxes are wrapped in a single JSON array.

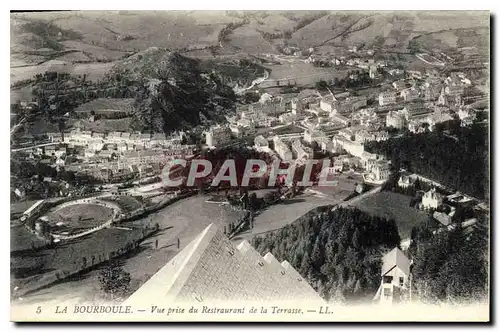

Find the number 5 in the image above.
[{"left": 36, "top": 306, "right": 41, "bottom": 314}]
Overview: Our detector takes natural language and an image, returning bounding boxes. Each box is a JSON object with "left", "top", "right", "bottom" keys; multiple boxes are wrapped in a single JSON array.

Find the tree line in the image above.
[
  {"left": 365, "top": 124, "right": 488, "bottom": 199},
  {"left": 253, "top": 207, "right": 401, "bottom": 303}
]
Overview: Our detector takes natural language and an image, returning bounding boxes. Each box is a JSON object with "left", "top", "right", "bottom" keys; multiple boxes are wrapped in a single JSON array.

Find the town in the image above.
[{"left": 10, "top": 10, "right": 489, "bottom": 321}]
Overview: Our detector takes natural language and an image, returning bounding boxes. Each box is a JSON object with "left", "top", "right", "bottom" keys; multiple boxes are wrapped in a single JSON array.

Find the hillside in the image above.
[
  {"left": 113, "top": 48, "right": 239, "bottom": 133},
  {"left": 11, "top": 11, "right": 489, "bottom": 67},
  {"left": 253, "top": 207, "right": 401, "bottom": 302}
]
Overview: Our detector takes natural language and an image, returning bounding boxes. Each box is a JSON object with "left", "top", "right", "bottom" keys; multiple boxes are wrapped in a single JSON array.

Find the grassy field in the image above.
[
  {"left": 68, "top": 118, "right": 133, "bottom": 133},
  {"left": 10, "top": 61, "right": 114, "bottom": 85},
  {"left": 350, "top": 191, "right": 429, "bottom": 239},
  {"left": 73, "top": 98, "right": 135, "bottom": 114},
  {"left": 11, "top": 227, "right": 145, "bottom": 290},
  {"left": 11, "top": 225, "right": 49, "bottom": 253},
  {"left": 261, "top": 62, "right": 350, "bottom": 87},
  {"left": 46, "top": 203, "right": 113, "bottom": 232}
]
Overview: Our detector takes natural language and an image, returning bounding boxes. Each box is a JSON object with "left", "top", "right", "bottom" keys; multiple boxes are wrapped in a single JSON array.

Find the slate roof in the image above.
[
  {"left": 124, "top": 224, "right": 325, "bottom": 306},
  {"left": 381, "top": 247, "right": 410, "bottom": 277}
]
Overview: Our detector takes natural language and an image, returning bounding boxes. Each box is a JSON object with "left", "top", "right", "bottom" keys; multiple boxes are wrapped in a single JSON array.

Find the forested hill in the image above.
[
  {"left": 365, "top": 123, "right": 488, "bottom": 200},
  {"left": 253, "top": 207, "right": 401, "bottom": 303},
  {"left": 409, "top": 216, "right": 489, "bottom": 303}
]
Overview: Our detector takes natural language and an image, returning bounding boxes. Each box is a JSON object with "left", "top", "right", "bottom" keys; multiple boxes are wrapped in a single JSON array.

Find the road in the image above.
[{"left": 11, "top": 141, "right": 58, "bottom": 152}]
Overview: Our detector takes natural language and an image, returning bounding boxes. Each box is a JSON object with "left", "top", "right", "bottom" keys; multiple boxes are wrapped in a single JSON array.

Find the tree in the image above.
[
  {"left": 315, "top": 80, "right": 328, "bottom": 91},
  {"left": 98, "top": 262, "right": 131, "bottom": 300}
]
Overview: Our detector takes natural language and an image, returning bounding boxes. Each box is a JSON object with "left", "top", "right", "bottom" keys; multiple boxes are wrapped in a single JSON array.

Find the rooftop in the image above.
[{"left": 124, "top": 224, "right": 324, "bottom": 306}]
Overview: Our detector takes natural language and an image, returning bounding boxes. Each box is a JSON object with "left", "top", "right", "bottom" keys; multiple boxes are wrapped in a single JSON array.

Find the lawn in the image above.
[
  {"left": 67, "top": 118, "right": 133, "bottom": 133},
  {"left": 46, "top": 203, "right": 114, "bottom": 232},
  {"left": 261, "top": 62, "right": 350, "bottom": 87},
  {"left": 350, "top": 191, "right": 429, "bottom": 239},
  {"left": 10, "top": 225, "right": 50, "bottom": 253},
  {"left": 11, "top": 227, "right": 145, "bottom": 294}
]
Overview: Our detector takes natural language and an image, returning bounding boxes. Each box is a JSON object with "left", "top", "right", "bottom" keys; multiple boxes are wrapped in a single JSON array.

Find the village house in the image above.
[
  {"left": 304, "top": 128, "right": 326, "bottom": 144},
  {"left": 379, "top": 91, "right": 397, "bottom": 106},
  {"left": 355, "top": 129, "right": 389, "bottom": 143},
  {"left": 392, "top": 79, "right": 407, "bottom": 91},
  {"left": 44, "top": 146, "right": 56, "bottom": 156},
  {"left": 273, "top": 136, "right": 293, "bottom": 161},
  {"left": 205, "top": 125, "right": 232, "bottom": 148},
  {"left": 373, "top": 248, "right": 411, "bottom": 305},
  {"left": 433, "top": 210, "right": 454, "bottom": 227},
  {"left": 330, "top": 113, "right": 351, "bottom": 126},
  {"left": 317, "top": 137, "right": 334, "bottom": 153},
  {"left": 365, "top": 160, "right": 391, "bottom": 184},
  {"left": 425, "top": 110, "right": 454, "bottom": 131},
  {"left": 332, "top": 158, "right": 344, "bottom": 173},
  {"left": 278, "top": 112, "right": 297, "bottom": 124},
  {"left": 47, "top": 132, "right": 63, "bottom": 143},
  {"left": 397, "top": 175, "right": 414, "bottom": 188},
  {"left": 400, "top": 88, "right": 420, "bottom": 102},
  {"left": 291, "top": 140, "right": 310, "bottom": 160},
  {"left": 333, "top": 136, "right": 365, "bottom": 158},
  {"left": 254, "top": 135, "right": 269, "bottom": 152},
  {"left": 386, "top": 109, "right": 407, "bottom": 129},
  {"left": 421, "top": 188, "right": 444, "bottom": 210}
]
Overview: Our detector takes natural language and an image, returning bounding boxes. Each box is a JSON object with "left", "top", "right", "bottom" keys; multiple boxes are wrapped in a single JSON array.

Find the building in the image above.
[
  {"left": 368, "top": 161, "right": 391, "bottom": 183},
  {"left": 332, "top": 158, "right": 344, "bottom": 173},
  {"left": 386, "top": 110, "right": 406, "bottom": 129},
  {"left": 123, "top": 224, "right": 325, "bottom": 307},
  {"left": 291, "top": 140, "right": 310, "bottom": 160},
  {"left": 254, "top": 135, "right": 269, "bottom": 152},
  {"left": 397, "top": 175, "right": 414, "bottom": 188},
  {"left": 426, "top": 111, "right": 454, "bottom": 131},
  {"left": 392, "top": 79, "right": 406, "bottom": 91},
  {"left": 330, "top": 113, "right": 351, "bottom": 126},
  {"left": 379, "top": 91, "right": 397, "bottom": 106},
  {"left": 278, "top": 112, "right": 297, "bottom": 124},
  {"left": 369, "top": 65, "right": 378, "bottom": 79},
  {"left": 408, "top": 120, "right": 426, "bottom": 134},
  {"left": 421, "top": 188, "right": 444, "bottom": 210},
  {"left": 400, "top": 88, "right": 419, "bottom": 102},
  {"left": 355, "top": 129, "right": 389, "bottom": 143},
  {"left": 433, "top": 211, "right": 453, "bottom": 226},
  {"left": 373, "top": 248, "right": 411, "bottom": 305},
  {"left": 303, "top": 128, "right": 325, "bottom": 144},
  {"left": 317, "top": 137, "right": 334, "bottom": 153},
  {"left": 319, "top": 94, "right": 336, "bottom": 113},
  {"left": 206, "top": 125, "right": 232, "bottom": 148},
  {"left": 273, "top": 136, "right": 293, "bottom": 161},
  {"left": 333, "top": 136, "right": 365, "bottom": 158}
]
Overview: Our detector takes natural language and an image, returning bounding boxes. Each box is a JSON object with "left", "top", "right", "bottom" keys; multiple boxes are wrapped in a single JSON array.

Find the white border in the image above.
[{"left": 2, "top": 2, "right": 497, "bottom": 331}]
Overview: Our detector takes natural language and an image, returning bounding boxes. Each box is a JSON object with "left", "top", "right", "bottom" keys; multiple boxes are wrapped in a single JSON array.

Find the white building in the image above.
[
  {"left": 373, "top": 248, "right": 411, "bottom": 305},
  {"left": 206, "top": 125, "right": 232, "bottom": 148},
  {"left": 279, "top": 112, "right": 297, "bottom": 124},
  {"left": 319, "top": 95, "right": 336, "bottom": 113},
  {"left": 291, "top": 140, "right": 310, "bottom": 160},
  {"left": 273, "top": 136, "right": 293, "bottom": 161},
  {"left": 421, "top": 188, "right": 444, "bottom": 210},
  {"left": 333, "top": 136, "right": 365, "bottom": 158},
  {"left": 317, "top": 137, "right": 334, "bottom": 153},
  {"left": 254, "top": 135, "right": 269, "bottom": 152},
  {"left": 397, "top": 175, "right": 414, "bottom": 188},
  {"left": 426, "top": 111, "right": 454, "bottom": 131},
  {"left": 379, "top": 91, "right": 397, "bottom": 106},
  {"left": 304, "top": 128, "right": 325, "bottom": 144},
  {"left": 386, "top": 109, "right": 407, "bottom": 129},
  {"left": 400, "top": 88, "right": 419, "bottom": 102}
]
